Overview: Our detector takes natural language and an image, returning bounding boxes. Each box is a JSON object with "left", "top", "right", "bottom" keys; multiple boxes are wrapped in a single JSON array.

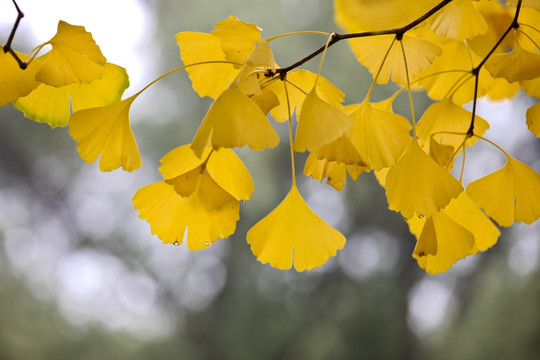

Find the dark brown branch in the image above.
[
  {"left": 3, "top": 0, "right": 27, "bottom": 69},
  {"left": 270, "top": 0, "right": 454, "bottom": 77},
  {"left": 468, "top": 0, "right": 522, "bottom": 136}
]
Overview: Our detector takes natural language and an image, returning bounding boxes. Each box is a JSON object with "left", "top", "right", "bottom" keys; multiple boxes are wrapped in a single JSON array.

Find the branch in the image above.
[
  {"left": 270, "top": 0, "right": 454, "bottom": 76},
  {"left": 467, "top": 0, "right": 522, "bottom": 136},
  {"left": 3, "top": 0, "right": 27, "bottom": 69}
]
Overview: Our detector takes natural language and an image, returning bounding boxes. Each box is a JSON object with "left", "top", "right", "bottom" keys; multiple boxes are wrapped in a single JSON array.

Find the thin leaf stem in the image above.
[{"left": 284, "top": 80, "right": 296, "bottom": 186}]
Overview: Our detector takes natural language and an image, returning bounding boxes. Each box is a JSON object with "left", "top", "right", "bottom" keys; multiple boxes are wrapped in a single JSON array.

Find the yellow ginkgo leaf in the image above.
[
  {"left": 133, "top": 176, "right": 239, "bottom": 250},
  {"left": 385, "top": 141, "right": 463, "bottom": 219},
  {"left": 211, "top": 16, "right": 261, "bottom": 66},
  {"left": 506, "top": 0, "right": 540, "bottom": 10},
  {"left": 521, "top": 77, "right": 540, "bottom": 98},
  {"left": 429, "top": 0, "right": 488, "bottom": 40},
  {"left": 417, "top": 99, "right": 489, "bottom": 150},
  {"left": 526, "top": 102, "right": 540, "bottom": 137},
  {"left": 314, "top": 133, "right": 368, "bottom": 166},
  {"left": 176, "top": 31, "right": 238, "bottom": 99},
  {"left": 304, "top": 153, "right": 366, "bottom": 191},
  {"left": 68, "top": 95, "right": 141, "bottom": 172},
  {"left": 245, "top": 41, "right": 276, "bottom": 72},
  {"left": 247, "top": 184, "right": 346, "bottom": 271},
  {"left": 485, "top": 42, "right": 540, "bottom": 83},
  {"left": 294, "top": 88, "right": 353, "bottom": 153},
  {"left": 190, "top": 86, "right": 280, "bottom": 157},
  {"left": 158, "top": 144, "right": 212, "bottom": 180},
  {"left": 467, "top": 156, "right": 540, "bottom": 226},
  {"left": 0, "top": 47, "right": 41, "bottom": 107},
  {"left": 413, "top": 212, "right": 475, "bottom": 274},
  {"left": 268, "top": 70, "right": 344, "bottom": 123},
  {"left": 206, "top": 148, "right": 254, "bottom": 201},
  {"left": 334, "top": 0, "right": 439, "bottom": 32},
  {"left": 409, "top": 190, "right": 499, "bottom": 274},
  {"left": 15, "top": 62, "right": 129, "bottom": 128},
  {"left": 349, "top": 34, "right": 441, "bottom": 85},
  {"left": 36, "top": 20, "right": 106, "bottom": 87},
  {"left": 304, "top": 154, "right": 348, "bottom": 191},
  {"left": 419, "top": 41, "right": 493, "bottom": 105},
  {"left": 429, "top": 137, "right": 455, "bottom": 168},
  {"left": 349, "top": 100, "right": 412, "bottom": 171}
]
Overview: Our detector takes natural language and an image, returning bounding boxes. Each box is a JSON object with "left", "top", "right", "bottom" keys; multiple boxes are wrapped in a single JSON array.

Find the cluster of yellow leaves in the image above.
[
  {"left": 1, "top": 20, "right": 134, "bottom": 170},
  {"left": 331, "top": 0, "right": 540, "bottom": 274},
  {"left": 3, "top": 0, "right": 540, "bottom": 275}
]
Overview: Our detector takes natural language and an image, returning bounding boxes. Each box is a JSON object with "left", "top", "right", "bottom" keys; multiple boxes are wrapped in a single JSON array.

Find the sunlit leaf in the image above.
[
  {"left": 133, "top": 177, "right": 239, "bottom": 250},
  {"left": 294, "top": 88, "right": 352, "bottom": 153},
  {"left": 158, "top": 144, "right": 213, "bottom": 180},
  {"left": 15, "top": 62, "right": 129, "bottom": 128},
  {"left": 206, "top": 148, "right": 254, "bottom": 201},
  {"left": 349, "top": 34, "right": 441, "bottom": 85},
  {"left": 349, "top": 100, "right": 412, "bottom": 171},
  {"left": 211, "top": 16, "right": 261, "bottom": 66},
  {"left": 467, "top": 156, "right": 540, "bottom": 226},
  {"left": 409, "top": 192, "right": 499, "bottom": 274},
  {"left": 36, "top": 20, "right": 106, "bottom": 87},
  {"left": 506, "top": 0, "right": 540, "bottom": 10},
  {"left": 385, "top": 141, "right": 463, "bottom": 219},
  {"left": 429, "top": 0, "right": 488, "bottom": 40},
  {"left": 417, "top": 99, "right": 489, "bottom": 151},
  {"left": 247, "top": 184, "right": 346, "bottom": 271},
  {"left": 485, "top": 42, "right": 540, "bottom": 82},
  {"left": 68, "top": 95, "right": 141, "bottom": 172},
  {"left": 191, "top": 86, "right": 280, "bottom": 157},
  {"left": 268, "top": 70, "right": 345, "bottom": 123},
  {"left": 176, "top": 31, "right": 238, "bottom": 99},
  {"left": 0, "top": 46, "right": 41, "bottom": 107},
  {"left": 526, "top": 102, "right": 540, "bottom": 137}
]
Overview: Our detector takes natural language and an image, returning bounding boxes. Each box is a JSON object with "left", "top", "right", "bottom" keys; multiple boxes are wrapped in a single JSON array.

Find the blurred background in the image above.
[{"left": 1, "top": 0, "right": 540, "bottom": 359}]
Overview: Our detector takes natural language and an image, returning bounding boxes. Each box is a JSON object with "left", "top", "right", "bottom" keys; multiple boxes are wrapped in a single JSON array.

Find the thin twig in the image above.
[{"left": 4, "top": 0, "right": 27, "bottom": 69}]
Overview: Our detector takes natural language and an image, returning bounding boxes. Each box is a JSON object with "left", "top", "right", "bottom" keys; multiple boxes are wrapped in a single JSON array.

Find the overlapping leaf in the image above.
[
  {"left": 36, "top": 20, "right": 106, "bottom": 87},
  {"left": 247, "top": 184, "right": 346, "bottom": 271},
  {"left": 467, "top": 156, "right": 540, "bottom": 226}
]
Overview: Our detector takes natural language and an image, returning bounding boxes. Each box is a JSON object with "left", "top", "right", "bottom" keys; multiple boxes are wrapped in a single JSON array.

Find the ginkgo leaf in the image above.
[
  {"left": 304, "top": 153, "right": 367, "bottom": 191},
  {"left": 314, "top": 133, "right": 368, "bottom": 166},
  {"left": 413, "top": 212, "right": 475, "bottom": 274},
  {"left": 68, "top": 95, "right": 141, "bottom": 172},
  {"left": 304, "top": 154, "right": 348, "bottom": 191},
  {"left": 408, "top": 191, "right": 499, "bottom": 274},
  {"left": 268, "top": 70, "right": 345, "bottom": 123},
  {"left": 349, "top": 34, "right": 441, "bottom": 85},
  {"left": 485, "top": 42, "right": 540, "bottom": 82},
  {"left": 521, "top": 77, "right": 540, "bottom": 98},
  {"left": 206, "top": 148, "right": 254, "bottom": 201},
  {"left": 294, "top": 88, "right": 353, "bottom": 153},
  {"left": 385, "top": 141, "right": 463, "bottom": 219},
  {"left": 190, "top": 86, "right": 280, "bottom": 157},
  {"left": 419, "top": 41, "right": 494, "bottom": 105},
  {"left": 429, "top": 0, "right": 488, "bottom": 40},
  {"left": 133, "top": 177, "right": 239, "bottom": 250},
  {"left": 15, "top": 62, "right": 129, "bottom": 128},
  {"left": 348, "top": 99, "right": 412, "bottom": 171},
  {"left": 526, "top": 102, "right": 540, "bottom": 137},
  {"left": 334, "top": 0, "right": 440, "bottom": 32},
  {"left": 467, "top": 156, "right": 540, "bottom": 226},
  {"left": 211, "top": 16, "right": 261, "bottom": 66},
  {"left": 506, "top": 0, "right": 540, "bottom": 10},
  {"left": 417, "top": 99, "right": 489, "bottom": 150},
  {"left": 429, "top": 138, "right": 455, "bottom": 168},
  {"left": 158, "top": 144, "right": 212, "bottom": 180},
  {"left": 247, "top": 184, "right": 346, "bottom": 271},
  {"left": 0, "top": 47, "right": 41, "bottom": 107},
  {"left": 246, "top": 41, "right": 276, "bottom": 72},
  {"left": 36, "top": 20, "right": 106, "bottom": 87},
  {"left": 176, "top": 31, "right": 238, "bottom": 99}
]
